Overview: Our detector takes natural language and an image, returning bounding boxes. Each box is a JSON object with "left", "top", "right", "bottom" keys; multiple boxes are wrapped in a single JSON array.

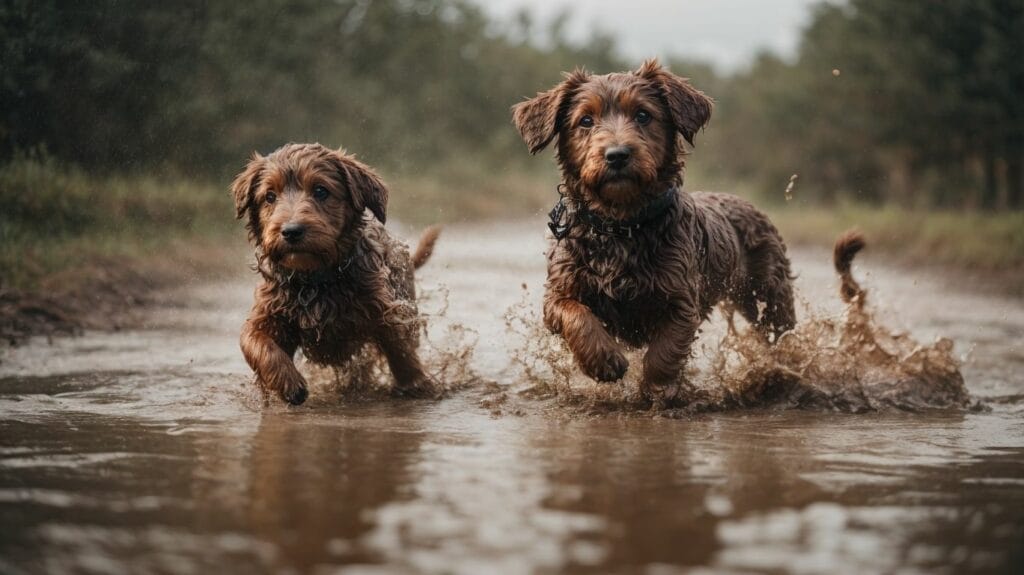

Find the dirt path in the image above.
[{"left": 1, "top": 219, "right": 1023, "bottom": 574}]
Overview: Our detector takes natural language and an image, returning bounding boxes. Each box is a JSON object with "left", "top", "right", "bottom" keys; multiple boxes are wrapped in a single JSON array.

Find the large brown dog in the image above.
[
  {"left": 231, "top": 143, "right": 440, "bottom": 405},
  {"left": 512, "top": 59, "right": 796, "bottom": 403}
]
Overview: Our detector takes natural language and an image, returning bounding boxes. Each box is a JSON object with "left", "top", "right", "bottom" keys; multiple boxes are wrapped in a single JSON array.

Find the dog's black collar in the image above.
[{"left": 548, "top": 186, "right": 678, "bottom": 240}]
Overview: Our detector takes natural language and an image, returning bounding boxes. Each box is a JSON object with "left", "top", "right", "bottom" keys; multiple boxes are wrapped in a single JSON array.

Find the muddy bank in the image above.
[
  {"left": 1, "top": 265, "right": 159, "bottom": 345},
  {"left": 0, "top": 242, "right": 246, "bottom": 346},
  {"left": 767, "top": 207, "right": 1024, "bottom": 298}
]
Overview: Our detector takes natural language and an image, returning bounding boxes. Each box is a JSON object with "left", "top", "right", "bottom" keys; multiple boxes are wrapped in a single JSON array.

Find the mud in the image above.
[
  {"left": 1, "top": 219, "right": 1022, "bottom": 574},
  {"left": 0, "top": 244, "right": 247, "bottom": 346}
]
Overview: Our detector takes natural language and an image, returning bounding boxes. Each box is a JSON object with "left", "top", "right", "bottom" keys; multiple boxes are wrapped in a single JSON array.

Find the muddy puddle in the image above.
[{"left": 2, "top": 220, "right": 1023, "bottom": 573}]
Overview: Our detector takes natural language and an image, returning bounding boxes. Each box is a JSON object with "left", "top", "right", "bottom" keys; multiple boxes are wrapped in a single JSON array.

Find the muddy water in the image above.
[{"left": 2, "top": 220, "right": 1023, "bottom": 574}]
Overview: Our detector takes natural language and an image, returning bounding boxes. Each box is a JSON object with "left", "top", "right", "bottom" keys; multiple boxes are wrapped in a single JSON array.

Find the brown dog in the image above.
[
  {"left": 231, "top": 143, "right": 441, "bottom": 405},
  {"left": 512, "top": 59, "right": 796, "bottom": 403}
]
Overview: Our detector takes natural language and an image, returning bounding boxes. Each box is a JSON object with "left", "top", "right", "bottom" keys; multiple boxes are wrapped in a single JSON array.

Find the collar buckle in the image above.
[{"left": 547, "top": 185, "right": 573, "bottom": 240}]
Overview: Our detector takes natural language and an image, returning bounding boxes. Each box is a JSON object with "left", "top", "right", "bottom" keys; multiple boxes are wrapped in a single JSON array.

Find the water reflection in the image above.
[
  {"left": 349, "top": 405, "right": 610, "bottom": 573},
  {"left": 240, "top": 409, "right": 426, "bottom": 571}
]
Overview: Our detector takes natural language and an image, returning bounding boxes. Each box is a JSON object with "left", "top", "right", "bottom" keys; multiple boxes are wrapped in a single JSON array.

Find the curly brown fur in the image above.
[
  {"left": 512, "top": 59, "right": 796, "bottom": 404},
  {"left": 231, "top": 143, "right": 440, "bottom": 405},
  {"left": 834, "top": 230, "right": 867, "bottom": 308}
]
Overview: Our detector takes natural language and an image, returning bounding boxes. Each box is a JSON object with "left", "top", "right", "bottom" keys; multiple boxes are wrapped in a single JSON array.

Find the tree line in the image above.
[
  {"left": 692, "top": 0, "right": 1024, "bottom": 209},
  {"left": 2, "top": 0, "right": 1021, "bottom": 209}
]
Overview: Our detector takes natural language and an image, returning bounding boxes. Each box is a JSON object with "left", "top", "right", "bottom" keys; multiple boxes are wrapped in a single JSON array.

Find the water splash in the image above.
[
  {"left": 710, "top": 299, "right": 969, "bottom": 412},
  {"left": 503, "top": 282, "right": 970, "bottom": 415},
  {"left": 296, "top": 284, "right": 482, "bottom": 404}
]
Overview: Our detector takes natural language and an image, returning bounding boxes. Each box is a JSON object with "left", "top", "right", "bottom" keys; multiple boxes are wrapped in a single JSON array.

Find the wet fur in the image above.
[
  {"left": 512, "top": 60, "right": 796, "bottom": 403},
  {"left": 834, "top": 230, "right": 867, "bottom": 308},
  {"left": 231, "top": 143, "right": 440, "bottom": 405}
]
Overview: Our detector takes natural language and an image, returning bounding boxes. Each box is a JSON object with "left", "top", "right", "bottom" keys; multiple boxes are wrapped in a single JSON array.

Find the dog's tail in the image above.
[
  {"left": 833, "top": 229, "right": 866, "bottom": 306},
  {"left": 411, "top": 225, "right": 441, "bottom": 269}
]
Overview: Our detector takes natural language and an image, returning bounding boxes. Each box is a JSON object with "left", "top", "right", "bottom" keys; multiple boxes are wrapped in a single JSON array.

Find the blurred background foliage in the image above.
[
  {"left": 2, "top": 0, "right": 1022, "bottom": 209},
  {"left": 1, "top": 0, "right": 618, "bottom": 206},
  {"left": 1, "top": 0, "right": 1023, "bottom": 291}
]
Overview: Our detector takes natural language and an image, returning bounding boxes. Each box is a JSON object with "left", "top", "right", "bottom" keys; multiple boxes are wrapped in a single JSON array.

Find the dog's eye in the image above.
[
  {"left": 579, "top": 115, "right": 594, "bottom": 128},
  {"left": 265, "top": 191, "right": 277, "bottom": 204},
  {"left": 635, "top": 110, "right": 652, "bottom": 125},
  {"left": 313, "top": 185, "right": 329, "bottom": 201}
]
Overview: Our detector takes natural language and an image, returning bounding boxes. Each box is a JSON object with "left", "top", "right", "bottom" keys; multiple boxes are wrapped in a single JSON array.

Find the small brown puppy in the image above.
[
  {"left": 231, "top": 143, "right": 440, "bottom": 405},
  {"left": 512, "top": 59, "right": 796, "bottom": 403}
]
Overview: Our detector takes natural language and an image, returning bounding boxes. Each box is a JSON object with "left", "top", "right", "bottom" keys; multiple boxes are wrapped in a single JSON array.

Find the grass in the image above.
[
  {"left": 765, "top": 201, "right": 1024, "bottom": 273},
  {"left": 388, "top": 163, "right": 557, "bottom": 225},
  {"left": 0, "top": 154, "right": 555, "bottom": 294},
  {"left": 0, "top": 154, "right": 243, "bottom": 291},
  {"left": 2, "top": 154, "right": 1022, "bottom": 297}
]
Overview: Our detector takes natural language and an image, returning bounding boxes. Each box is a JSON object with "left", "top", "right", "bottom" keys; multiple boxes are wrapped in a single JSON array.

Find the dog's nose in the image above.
[
  {"left": 281, "top": 223, "right": 305, "bottom": 243},
  {"left": 605, "top": 146, "right": 632, "bottom": 169}
]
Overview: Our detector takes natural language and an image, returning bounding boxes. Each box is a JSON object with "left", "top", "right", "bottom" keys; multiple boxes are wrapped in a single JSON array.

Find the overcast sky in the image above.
[{"left": 471, "top": 0, "right": 829, "bottom": 73}]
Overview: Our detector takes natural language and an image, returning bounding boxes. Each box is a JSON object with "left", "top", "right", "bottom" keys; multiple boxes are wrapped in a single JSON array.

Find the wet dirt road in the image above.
[{"left": 2, "top": 220, "right": 1023, "bottom": 574}]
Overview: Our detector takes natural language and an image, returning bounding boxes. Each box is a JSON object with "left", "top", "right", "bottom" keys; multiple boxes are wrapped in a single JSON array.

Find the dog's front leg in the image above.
[
  {"left": 240, "top": 314, "right": 308, "bottom": 405},
  {"left": 640, "top": 307, "right": 700, "bottom": 404},
  {"left": 544, "top": 293, "right": 628, "bottom": 382}
]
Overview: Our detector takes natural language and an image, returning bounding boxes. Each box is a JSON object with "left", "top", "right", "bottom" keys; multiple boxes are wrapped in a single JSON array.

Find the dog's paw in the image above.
[
  {"left": 393, "top": 374, "right": 443, "bottom": 400},
  {"left": 278, "top": 380, "right": 309, "bottom": 406},
  {"left": 580, "top": 345, "right": 629, "bottom": 383},
  {"left": 640, "top": 380, "right": 682, "bottom": 407}
]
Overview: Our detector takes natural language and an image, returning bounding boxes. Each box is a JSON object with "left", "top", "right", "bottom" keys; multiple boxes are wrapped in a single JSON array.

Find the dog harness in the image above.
[{"left": 548, "top": 186, "right": 679, "bottom": 240}]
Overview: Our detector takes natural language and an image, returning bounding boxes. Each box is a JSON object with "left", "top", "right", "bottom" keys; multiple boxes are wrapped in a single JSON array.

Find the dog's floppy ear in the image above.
[
  {"left": 230, "top": 152, "right": 264, "bottom": 219},
  {"left": 333, "top": 151, "right": 389, "bottom": 224},
  {"left": 636, "top": 58, "right": 713, "bottom": 146},
  {"left": 511, "top": 68, "right": 590, "bottom": 154}
]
